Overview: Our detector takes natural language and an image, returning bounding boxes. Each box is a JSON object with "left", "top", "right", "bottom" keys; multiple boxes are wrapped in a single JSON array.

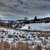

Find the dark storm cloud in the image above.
[{"left": 0, "top": 0, "right": 49, "bottom": 19}]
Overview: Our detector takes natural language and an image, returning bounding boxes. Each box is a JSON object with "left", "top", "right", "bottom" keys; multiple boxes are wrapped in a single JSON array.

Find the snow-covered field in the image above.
[{"left": 0, "top": 27, "right": 50, "bottom": 46}]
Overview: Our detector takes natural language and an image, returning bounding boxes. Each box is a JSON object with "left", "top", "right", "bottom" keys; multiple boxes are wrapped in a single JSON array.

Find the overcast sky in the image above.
[{"left": 0, "top": 0, "right": 50, "bottom": 19}]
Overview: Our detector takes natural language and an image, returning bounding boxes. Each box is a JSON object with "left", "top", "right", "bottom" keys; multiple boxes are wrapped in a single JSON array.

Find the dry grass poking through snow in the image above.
[
  {"left": 0, "top": 41, "right": 37, "bottom": 50},
  {"left": 0, "top": 41, "right": 50, "bottom": 50}
]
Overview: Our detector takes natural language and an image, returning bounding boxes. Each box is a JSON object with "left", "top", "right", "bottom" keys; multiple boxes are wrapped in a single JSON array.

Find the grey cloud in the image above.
[
  {"left": 42, "top": 0, "right": 50, "bottom": 1},
  {"left": 0, "top": 0, "right": 49, "bottom": 19},
  {"left": 37, "top": 5, "right": 50, "bottom": 10}
]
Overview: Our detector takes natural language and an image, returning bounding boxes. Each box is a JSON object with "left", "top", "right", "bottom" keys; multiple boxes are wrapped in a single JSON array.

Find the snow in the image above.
[{"left": 0, "top": 25, "right": 50, "bottom": 49}]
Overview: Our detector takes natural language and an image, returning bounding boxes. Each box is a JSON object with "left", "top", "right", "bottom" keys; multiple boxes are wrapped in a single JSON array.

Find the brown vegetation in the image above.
[
  {"left": 0, "top": 41, "right": 50, "bottom": 50},
  {"left": 45, "top": 47, "right": 50, "bottom": 50},
  {"left": 0, "top": 41, "right": 32, "bottom": 50}
]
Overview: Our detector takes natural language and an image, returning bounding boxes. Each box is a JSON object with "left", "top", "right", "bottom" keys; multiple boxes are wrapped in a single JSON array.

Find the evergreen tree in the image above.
[{"left": 34, "top": 16, "right": 37, "bottom": 20}]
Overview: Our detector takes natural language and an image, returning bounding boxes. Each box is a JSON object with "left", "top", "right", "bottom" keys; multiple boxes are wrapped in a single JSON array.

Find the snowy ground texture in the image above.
[{"left": 0, "top": 27, "right": 50, "bottom": 45}]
